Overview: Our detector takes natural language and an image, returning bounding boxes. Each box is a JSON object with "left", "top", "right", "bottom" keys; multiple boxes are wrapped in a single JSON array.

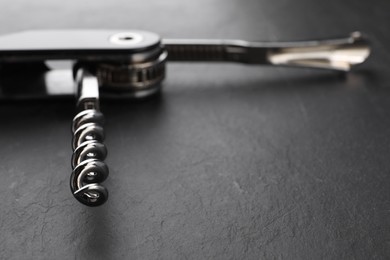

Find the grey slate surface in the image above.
[{"left": 0, "top": 0, "right": 389, "bottom": 259}]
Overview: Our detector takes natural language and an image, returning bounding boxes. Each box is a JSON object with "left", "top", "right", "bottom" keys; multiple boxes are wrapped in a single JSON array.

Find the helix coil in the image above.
[{"left": 70, "top": 109, "right": 109, "bottom": 206}]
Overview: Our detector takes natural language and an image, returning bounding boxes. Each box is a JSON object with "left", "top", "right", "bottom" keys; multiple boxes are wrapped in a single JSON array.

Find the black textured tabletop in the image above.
[{"left": 0, "top": 0, "right": 389, "bottom": 259}]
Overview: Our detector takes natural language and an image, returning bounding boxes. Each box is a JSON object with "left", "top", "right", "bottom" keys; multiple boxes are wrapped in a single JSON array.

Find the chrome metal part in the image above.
[
  {"left": 70, "top": 68, "right": 109, "bottom": 206},
  {"left": 163, "top": 32, "right": 370, "bottom": 71},
  {"left": 96, "top": 49, "right": 167, "bottom": 95}
]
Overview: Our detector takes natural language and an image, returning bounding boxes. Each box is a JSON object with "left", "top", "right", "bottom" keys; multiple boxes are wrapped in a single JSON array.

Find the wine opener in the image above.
[{"left": 0, "top": 30, "right": 370, "bottom": 206}]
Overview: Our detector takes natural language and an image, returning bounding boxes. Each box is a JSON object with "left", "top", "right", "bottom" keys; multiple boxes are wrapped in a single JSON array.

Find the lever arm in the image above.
[{"left": 163, "top": 32, "right": 370, "bottom": 71}]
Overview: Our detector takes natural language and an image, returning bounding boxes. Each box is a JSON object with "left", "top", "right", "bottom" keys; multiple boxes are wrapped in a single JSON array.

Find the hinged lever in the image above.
[{"left": 163, "top": 32, "right": 370, "bottom": 71}]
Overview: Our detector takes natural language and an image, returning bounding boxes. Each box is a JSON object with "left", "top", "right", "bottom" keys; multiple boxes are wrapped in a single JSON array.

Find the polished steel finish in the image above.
[
  {"left": 267, "top": 32, "right": 369, "bottom": 71},
  {"left": 163, "top": 32, "right": 370, "bottom": 71},
  {"left": 72, "top": 109, "right": 105, "bottom": 133},
  {"left": 72, "top": 123, "right": 104, "bottom": 150},
  {"left": 70, "top": 68, "right": 109, "bottom": 206},
  {"left": 97, "top": 50, "right": 167, "bottom": 94}
]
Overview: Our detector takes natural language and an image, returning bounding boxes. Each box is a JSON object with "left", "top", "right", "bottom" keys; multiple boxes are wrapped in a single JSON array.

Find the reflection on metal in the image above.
[
  {"left": 44, "top": 70, "right": 74, "bottom": 96},
  {"left": 267, "top": 32, "right": 370, "bottom": 71}
]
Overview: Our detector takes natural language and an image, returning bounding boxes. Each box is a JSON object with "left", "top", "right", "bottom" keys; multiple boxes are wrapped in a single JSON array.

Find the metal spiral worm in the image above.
[{"left": 70, "top": 68, "right": 109, "bottom": 206}]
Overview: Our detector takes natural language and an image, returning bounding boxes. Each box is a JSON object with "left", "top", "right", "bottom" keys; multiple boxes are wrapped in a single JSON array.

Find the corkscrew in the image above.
[
  {"left": 0, "top": 30, "right": 370, "bottom": 206},
  {"left": 70, "top": 68, "right": 108, "bottom": 206}
]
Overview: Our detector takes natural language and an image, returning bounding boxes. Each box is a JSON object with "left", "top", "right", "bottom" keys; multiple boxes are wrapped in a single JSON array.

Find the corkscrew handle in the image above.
[{"left": 70, "top": 67, "right": 109, "bottom": 206}]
